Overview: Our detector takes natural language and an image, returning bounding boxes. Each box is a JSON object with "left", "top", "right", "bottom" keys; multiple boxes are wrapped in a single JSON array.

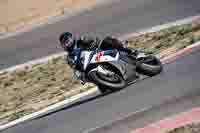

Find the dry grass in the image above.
[
  {"left": 128, "top": 21, "right": 200, "bottom": 58},
  {"left": 0, "top": 0, "right": 96, "bottom": 32},
  {"left": 0, "top": 57, "right": 95, "bottom": 125},
  {"left": 0, "top": 21, "right": 200, "bottom": 125}
]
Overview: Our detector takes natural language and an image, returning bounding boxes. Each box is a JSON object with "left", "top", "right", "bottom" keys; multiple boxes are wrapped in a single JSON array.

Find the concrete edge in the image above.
[
  {"left": 161, "top": 41, "right": 200, "bottom": 64},
  {"left": 0, "top": 87, "right": 100, "bottom": 131},
  {"left": 121, "top": 15, "right": 200, "bottom": 40},
  {"left": 0, "top": 52, "right": 66, "bottom": 74},
  {"left": 0, "top": 15, "right": 200, "bottom": 131},
  {"left": 132, "top": 108, "right": 200, "bottom": 133}
]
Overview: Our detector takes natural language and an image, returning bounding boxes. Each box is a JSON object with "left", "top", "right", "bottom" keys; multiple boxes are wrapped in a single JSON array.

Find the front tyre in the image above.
[
  {"left": 88, "top": 69, "right": 126, "bottom": 92},
  {"left": 136, "top": 55, "right": 163, "bottom": 76}
]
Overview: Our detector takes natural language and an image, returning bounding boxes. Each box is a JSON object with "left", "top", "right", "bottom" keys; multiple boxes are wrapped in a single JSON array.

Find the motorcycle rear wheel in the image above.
[{"left": 136, "top": 55, "right": 163, "bottom": 76}]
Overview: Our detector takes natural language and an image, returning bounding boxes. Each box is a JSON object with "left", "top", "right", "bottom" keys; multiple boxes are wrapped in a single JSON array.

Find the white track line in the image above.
[
  {"left": 121, "top": 15, "right": 200, "bottom": 40},
  {"left": 0, "top": 52, "right": 66, "bottom": 74},
  {"left": 0, "top": 87, "right": 100, "bottom": 131}
]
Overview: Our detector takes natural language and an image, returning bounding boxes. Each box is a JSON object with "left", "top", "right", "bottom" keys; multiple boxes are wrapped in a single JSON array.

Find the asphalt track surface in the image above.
[
  {"left": 1, "top": 0, "right": 200, "bottom": 133},
  {"left": 0, "top": 0, "right": 200, "bottom": 69},
  {"left": 89, "top": 84, "right": 200, "bottom": 133},
  {"left": 89, "top": 96, "right": 200, "bottom": 133},
  {"left": 2, "top": 40, "right": 200, "bottom": 133}
]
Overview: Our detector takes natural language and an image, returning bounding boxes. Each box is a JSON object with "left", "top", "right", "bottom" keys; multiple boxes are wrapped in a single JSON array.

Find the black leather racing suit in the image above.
[{"left": 77, "top": 36, "right": 134, "bottom": 53}]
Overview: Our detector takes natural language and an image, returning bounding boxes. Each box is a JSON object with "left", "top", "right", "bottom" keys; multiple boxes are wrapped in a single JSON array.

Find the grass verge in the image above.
[
  {"left": 0, "top": 21, "right": 200, "bottom": 125},
  {"left": 128, "top": 21, "right": 200, "bottom": 58}
]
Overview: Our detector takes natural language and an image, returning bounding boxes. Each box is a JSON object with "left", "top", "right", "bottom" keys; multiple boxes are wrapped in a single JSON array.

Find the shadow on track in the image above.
[
  {"left": 35, "top": 89, "right": 117, "bottom": 120},
  {"left": 33, "top": 74, "right": 151, "bottom": 122}
]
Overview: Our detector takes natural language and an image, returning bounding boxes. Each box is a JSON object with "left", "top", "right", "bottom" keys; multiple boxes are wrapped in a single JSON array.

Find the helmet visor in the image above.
[{"left": 63, "top": 37, "right": 74, "bottom": 51}]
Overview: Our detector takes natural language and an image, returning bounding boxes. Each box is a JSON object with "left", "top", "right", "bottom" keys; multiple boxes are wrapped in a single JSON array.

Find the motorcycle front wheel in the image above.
[
  {"left": 136, "top": 55, "right": 163, "bottom": 76},
  {"left": 88, "top": 67, "right": 126, "bottom": 93}
]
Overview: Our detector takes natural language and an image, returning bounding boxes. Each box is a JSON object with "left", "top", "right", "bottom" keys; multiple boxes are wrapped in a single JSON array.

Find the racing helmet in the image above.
[{"left": 59, "top": 32, "right": 75, "bottom": 52}]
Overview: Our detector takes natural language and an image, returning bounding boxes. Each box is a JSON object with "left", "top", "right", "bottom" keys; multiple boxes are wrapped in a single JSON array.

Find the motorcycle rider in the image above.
[{"left": 59, "top": 32, "right": 137, "bottom": 81}]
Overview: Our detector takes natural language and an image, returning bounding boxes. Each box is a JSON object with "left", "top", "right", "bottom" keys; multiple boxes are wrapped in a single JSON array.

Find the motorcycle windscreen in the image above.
[{"left": 90, "top": 50, "right": 119, "bottom": 63}]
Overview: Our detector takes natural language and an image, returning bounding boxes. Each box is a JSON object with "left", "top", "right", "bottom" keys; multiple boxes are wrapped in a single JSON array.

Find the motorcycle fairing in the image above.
[
  {"left": 90, "top": 50, "right": 119, "bottom": 63},
  {"left": 82, "top": 49, "right": 137, "bottom": 82},
  {"left": 81, "top": 50, "right": 119, "bottom": 70}
]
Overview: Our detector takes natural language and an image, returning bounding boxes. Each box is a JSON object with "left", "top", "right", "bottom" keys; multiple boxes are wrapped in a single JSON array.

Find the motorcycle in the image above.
[{"left": 65, "top": 41, "right": 163, "bottom": 93}]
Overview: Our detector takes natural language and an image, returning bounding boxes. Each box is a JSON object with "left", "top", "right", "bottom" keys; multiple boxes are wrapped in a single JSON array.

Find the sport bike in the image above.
[{"left": 66, "top": 42, "right": 163, "bottom": 93}]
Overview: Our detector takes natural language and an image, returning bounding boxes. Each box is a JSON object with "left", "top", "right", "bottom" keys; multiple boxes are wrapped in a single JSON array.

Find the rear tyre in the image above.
[{"left": 136, "top": 56, "right": 163, "bottom": 76}]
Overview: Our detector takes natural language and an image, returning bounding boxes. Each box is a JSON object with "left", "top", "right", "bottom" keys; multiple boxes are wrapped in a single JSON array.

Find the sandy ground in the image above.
[
  {"left": 0, "top": 57, "right": 95, "bottom": 125},
  {"left": 0, "top": 0, "right": 96, "bottom": 32}
]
